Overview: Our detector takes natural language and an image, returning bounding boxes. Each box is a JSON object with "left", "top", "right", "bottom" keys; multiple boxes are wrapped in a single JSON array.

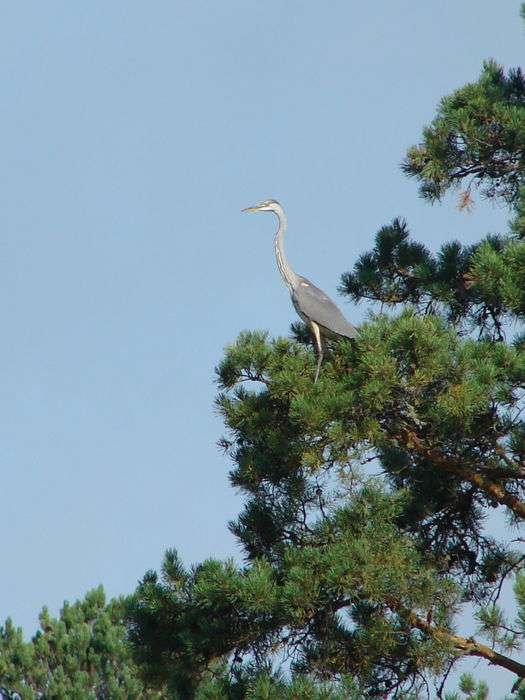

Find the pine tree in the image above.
[
  {"left": 127, "top": 6, "right": 525, "bottom": 697},
  {"left": 0, "top": 587, "right": 163, "bottom": 699}
]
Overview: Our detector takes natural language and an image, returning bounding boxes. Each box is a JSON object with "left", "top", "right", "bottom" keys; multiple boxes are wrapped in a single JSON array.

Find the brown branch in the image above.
[
  {"left": 478, "top": 465, "right": 525, "bottom": 480},
  {"left": 495, "top": 445, "right": 525, "bottom": 475},
  {"left": 407, "top": 610, "right": 525, "bottom": 679},
  {"left": 333, "top": 594, "right": 525, "bottom": 680},
  {"left": 381, "top": 596, "right": 525, "bottom": 679},
  {"left": 397, "top": 429, "right": 525, "bottom": 520}
]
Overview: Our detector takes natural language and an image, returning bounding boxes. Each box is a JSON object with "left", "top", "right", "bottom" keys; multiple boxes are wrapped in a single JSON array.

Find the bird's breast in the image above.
[{"left": 291, "top": 294, "right": 309, "bottom": 324}]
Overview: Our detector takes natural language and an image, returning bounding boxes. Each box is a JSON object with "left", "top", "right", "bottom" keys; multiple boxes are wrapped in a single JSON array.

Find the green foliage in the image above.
[
  {"left": 192, "top": 668, "right": 365, "bottom": 699},
  {"left": 455, "top": 673, "right": 489, "bottom": 700},
  {"left": 341, "top": 52, "right": 525, "bottom": 342},
  {"left": 219, "top": 316, "right": 523, "bottom": 555},
  {"left": 340, "top": 221, "right": 516, "bottom": 334},
  {"left": 403, "top": 59, "right": 525, "bottom": 206},
  {"left": 128, "top": 486, "right": 457, "bottom": 696},
  {"left": 0, "top": 587, "right": 162, "bottom": 699}
]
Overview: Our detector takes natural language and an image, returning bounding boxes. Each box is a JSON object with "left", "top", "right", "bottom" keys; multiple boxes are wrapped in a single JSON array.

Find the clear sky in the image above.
[{"left": 1, "top": 1, "right": 524, "bottom": 694}]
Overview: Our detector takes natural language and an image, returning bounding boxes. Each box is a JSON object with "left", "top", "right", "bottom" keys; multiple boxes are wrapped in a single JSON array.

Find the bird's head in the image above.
[{"left": 242, "top": 199, "right": 282, "bottom": 214}]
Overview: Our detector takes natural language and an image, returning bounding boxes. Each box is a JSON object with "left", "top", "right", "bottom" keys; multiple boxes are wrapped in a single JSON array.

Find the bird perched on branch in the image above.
[{"left": 242, "top": 199, "right": 358, "bottom": 382}]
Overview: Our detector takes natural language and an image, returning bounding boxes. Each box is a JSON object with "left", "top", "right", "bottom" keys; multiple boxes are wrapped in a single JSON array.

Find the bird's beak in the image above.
[{"left": 241, "top": 205, "right": 260, "bottom": 213}]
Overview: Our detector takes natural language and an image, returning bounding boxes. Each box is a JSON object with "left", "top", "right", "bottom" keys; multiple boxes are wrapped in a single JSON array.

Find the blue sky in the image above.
[{"left": 1, "top": 0, "right": 524, "bottom": 693}]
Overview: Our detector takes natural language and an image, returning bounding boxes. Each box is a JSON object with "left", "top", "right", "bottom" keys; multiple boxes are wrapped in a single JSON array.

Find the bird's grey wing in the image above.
[{"left": 292, "top": 276, "right": 358, "bottom": 339}]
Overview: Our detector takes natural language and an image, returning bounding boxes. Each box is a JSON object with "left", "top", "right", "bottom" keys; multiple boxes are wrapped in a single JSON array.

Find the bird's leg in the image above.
[{"left": 310, "top": 321, "right": 323, "bottom": 383}]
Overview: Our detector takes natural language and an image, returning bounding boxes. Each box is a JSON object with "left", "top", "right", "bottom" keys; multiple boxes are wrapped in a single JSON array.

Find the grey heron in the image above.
[{"left": 242, "top": 199, "right": 358, "bottom": 382}]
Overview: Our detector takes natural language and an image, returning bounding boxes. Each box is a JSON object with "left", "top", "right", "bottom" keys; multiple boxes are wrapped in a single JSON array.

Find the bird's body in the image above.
[
  {"left": 242, "top": 199, "right": 358, "bottom": 381},
  {"left": 291, "top": 275, "right": 358, "bottom": 341}
]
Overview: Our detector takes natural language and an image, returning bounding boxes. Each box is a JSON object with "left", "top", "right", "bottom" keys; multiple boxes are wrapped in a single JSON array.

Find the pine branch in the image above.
[
  {"left": 407, "top": 609, "right": 525, "bottom": 679},
  {"left": 398, "top": 429, "right": 525, "bottom": 520},
  {"left": 334, "top": 595, "right": 525, "bottom": 680}
]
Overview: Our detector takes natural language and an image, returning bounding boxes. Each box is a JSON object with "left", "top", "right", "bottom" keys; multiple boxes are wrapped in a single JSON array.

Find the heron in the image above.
[{"left": 242, "top": 199, "right": 358, "bottom": 382}]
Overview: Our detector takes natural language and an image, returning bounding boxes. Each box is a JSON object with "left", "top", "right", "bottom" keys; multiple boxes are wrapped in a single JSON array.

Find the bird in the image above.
[{"left": 242, "top": 199, "right": 358, "bottom": 382}]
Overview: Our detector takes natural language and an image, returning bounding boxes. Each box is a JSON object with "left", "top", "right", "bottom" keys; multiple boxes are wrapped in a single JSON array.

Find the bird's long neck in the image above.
[{"left": 273, "top": 206, "right": 298, "bottom": 292}]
